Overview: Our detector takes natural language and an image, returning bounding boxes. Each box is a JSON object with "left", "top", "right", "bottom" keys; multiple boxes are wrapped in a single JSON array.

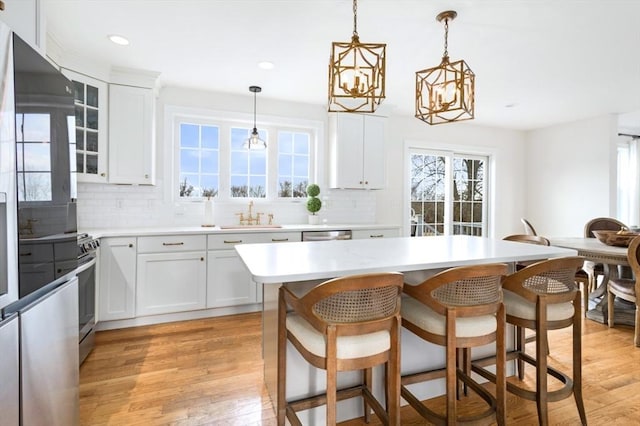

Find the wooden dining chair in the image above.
[
  {"left": 277, "top": 272, "right": 404, "bottom": 425},
  {"left": 400, "top": 263, "right": 508, "bottom": 425},
  {"left": 607, "top": 236, "right": 640, "bottom": 347},
  {"left": 474, "top": 256, "right": 587, "bottom": 426},
  {"left": 521, "top": 218, "right": 538, "bottom": 236},
  {"left": 584, "top": 217, "right": 629, "bottom": 289}
]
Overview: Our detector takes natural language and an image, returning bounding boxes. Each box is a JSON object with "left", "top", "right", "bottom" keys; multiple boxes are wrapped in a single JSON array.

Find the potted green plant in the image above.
[{"left": 306, "top": 184, "right": 322, "bottom": 225}]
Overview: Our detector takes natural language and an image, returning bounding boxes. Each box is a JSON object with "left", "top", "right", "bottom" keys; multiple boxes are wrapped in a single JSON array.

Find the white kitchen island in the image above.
[{"left": 235, "top": 235, "right": 577, "bottom": 424}]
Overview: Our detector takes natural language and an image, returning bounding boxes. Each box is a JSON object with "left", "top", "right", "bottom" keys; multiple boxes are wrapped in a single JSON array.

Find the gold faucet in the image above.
[{"left": 235, "top": 201, "right": 265, "bottom": 226}]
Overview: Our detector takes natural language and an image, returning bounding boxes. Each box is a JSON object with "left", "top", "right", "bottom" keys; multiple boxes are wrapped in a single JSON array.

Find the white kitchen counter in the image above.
[
  {"left": 82, "top": 223, "right": 400, "bottom": 238},
  {"left": 236, "top": 235, "right": 577, "bottom": 424}
]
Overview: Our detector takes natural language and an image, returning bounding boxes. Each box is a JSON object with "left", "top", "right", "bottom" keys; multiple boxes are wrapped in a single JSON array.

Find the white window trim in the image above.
[
  {"left": 404, "top": 139, "right": 494, "bottom": 237},
  {"left": 164, "top": 105, "right": 325, "bottom": 205}
]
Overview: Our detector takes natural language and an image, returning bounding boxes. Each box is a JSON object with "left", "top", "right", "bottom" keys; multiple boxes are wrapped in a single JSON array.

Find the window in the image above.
[
  {"left": 230, "top": 127, "right": 267, "bottom": 198},
  {"left": 169, "top": 107, "right": 319, "bottom": 202},
  {"left": 410, "top": 149, "right": 487, "bottom": 237},
  {"left": 617, "top": 137, "right": 638, "bottom": 226},
  {"left": 179, "top": 123, "right": 219, "bottom": 198},
  {"left": 277, "top": 131, "right": 310, "bottom": 198}
]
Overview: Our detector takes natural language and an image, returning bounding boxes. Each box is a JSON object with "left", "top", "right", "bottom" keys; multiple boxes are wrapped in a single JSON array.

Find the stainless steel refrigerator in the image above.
[{"left": 0, "top": 20, "right": 79, "bottom": 426}]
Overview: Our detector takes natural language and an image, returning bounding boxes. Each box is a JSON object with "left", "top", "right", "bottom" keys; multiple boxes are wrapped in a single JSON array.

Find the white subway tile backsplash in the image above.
[{"left": 77, "top": 183, "right": 377, "bottom": 230}]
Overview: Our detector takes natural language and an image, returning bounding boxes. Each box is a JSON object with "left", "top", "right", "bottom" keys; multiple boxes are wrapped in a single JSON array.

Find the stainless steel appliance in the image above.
[
  {"left": 0, "top": 313, "right": 19, "bottom": 425},
  {"left": 0, "top": 21, "right": 20, "bottom": 426},
  {"left": 77, "top": 232, "right": 98, "bottom": 364},
  {"left": 301, "top": 229, "right": 352, "bottom": 241},
  {"left": 0, "top": 22, "right": 79, "bottom": 426}
]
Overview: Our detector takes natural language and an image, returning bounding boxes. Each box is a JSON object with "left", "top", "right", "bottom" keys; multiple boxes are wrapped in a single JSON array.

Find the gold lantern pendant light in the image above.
[
  {"left": 243, "top": 85, "right": 267, "bottom": 150},
  {"left": 415, "top": 10, "right": 475, "bottom": 125},
  {"left": 328, "top": 0, "right": 386, "bottom": 113}
]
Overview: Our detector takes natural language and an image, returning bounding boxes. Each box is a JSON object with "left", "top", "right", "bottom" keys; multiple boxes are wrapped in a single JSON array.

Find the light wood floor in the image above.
[{"left": 80, "top": 312, "right": 640, "bottom": 425}]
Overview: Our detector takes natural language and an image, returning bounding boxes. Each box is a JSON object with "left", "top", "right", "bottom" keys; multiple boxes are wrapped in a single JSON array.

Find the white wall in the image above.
[
  {"left": 524, "top": 114, "right": 618, "bottom": 237},
  {"left": 377, "top": 116, "right": 528, "bottom": 238}
]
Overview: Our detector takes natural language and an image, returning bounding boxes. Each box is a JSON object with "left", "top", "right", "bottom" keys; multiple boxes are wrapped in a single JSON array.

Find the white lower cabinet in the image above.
[
  {"left": 136, "top": 236, "right": 206, "bottom": 317},
  {"left": 207, "top": 250, "right": 255, "bottom": 307},
  {"left": 98, "top": 237, "right": 136, "bottom": 321},
  {"left": 206, "top": 232, "right": 301, "bottom": 308}
]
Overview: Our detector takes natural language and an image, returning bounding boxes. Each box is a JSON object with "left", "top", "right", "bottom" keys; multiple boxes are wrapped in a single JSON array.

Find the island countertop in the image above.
[{"left": 235, "top": 235, "right": 578, "bottom": 284}]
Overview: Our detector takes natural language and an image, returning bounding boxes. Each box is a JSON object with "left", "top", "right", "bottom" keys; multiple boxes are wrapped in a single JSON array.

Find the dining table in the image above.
[
  {"left": 550, "top": 237, "right": 635, "bottom": 325},
  {"left": 236, "top": 235, "right": 577, "bottom": 424}
]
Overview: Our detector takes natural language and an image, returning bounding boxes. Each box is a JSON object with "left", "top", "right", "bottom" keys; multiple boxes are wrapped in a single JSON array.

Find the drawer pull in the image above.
[
  {"left": 370, "top": 234, "right": 384, "bottom": 238},
  {"left": 129, "top": 244, "right": 134, "bottom": 248},
  {"left": 20, "top": 252, "right": 32, "bottom": 256},
  {"left": 224, "top": 240, "right": 243, "bottom": 244},
  {"left": 162, "top": 242, "right": 184, "bottom": 246},
  {"left": 271, "top": 238, "right": 289, "bottom": 242}
]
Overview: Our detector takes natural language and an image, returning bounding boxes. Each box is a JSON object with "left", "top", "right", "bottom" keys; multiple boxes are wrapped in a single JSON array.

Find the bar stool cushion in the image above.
[
  {"left": 503, "top": 289, "right": 574, "bottom": 321},
  {"left": 401, "top": 295, "right": 497, "bottom": 338},
  {"left": 286, "top": 313, "right": 390, "bottom": 359}
]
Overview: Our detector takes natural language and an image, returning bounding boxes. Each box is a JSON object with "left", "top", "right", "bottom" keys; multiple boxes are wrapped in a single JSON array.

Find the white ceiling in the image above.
[{"left": 45, "top": 0, "right": 640, "bottom": 132}]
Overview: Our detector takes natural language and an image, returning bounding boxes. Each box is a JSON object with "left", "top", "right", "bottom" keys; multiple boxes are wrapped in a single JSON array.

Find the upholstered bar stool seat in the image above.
[{"left": 502, "top": 291, "right": 575, "bottom": 321}]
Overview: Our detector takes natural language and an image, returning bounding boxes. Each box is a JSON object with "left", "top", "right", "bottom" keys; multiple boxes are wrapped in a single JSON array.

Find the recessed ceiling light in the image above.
[
  {"left": 505, "top": 103, "right": 518, "bottom": 108},
  {"left": 108, "top": 34, "right": 130, "bottom": 46},
  {"left": 258, "top": 61, "right": 275, "bottom": 70}
]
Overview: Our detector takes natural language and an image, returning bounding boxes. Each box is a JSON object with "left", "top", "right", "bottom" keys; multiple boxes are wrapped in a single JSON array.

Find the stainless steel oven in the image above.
[{"left": 77, "top": 233, "right": 98, "bottom": 364}]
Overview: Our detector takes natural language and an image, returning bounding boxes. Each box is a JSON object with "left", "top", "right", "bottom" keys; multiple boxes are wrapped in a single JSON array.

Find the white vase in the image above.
[{"left": 308, "top": 215, "right": 320, "bottom": 225}]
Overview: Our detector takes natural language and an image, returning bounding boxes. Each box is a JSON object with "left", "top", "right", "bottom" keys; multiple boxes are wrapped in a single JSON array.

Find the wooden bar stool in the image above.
[
  {"left": 277, "top": 272, "right": 403, "bottom": 425},
  {"left": 400, "top": 263, "right": 508, "bottom": 425},
  {"left": 474, "top": 256, "right": 587, "bottom": 426}
]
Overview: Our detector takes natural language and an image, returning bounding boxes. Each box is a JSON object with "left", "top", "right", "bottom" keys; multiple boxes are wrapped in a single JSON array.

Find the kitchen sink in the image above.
[{"left": 219, "top": 225, "right": 283, "bottom": 229}]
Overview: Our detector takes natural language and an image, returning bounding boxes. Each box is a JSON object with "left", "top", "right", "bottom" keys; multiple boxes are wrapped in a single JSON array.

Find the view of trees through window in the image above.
[
  {"left": 410, "top": 150, "right": 486, "bottom": 237},
  {"left": 277, "top": 131, "right": 310, "bottom": 198},
  {"left": 16, "top": 113, "right": 53, "bottom": 202}
]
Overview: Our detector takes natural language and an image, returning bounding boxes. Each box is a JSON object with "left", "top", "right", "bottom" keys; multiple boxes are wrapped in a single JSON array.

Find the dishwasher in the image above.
[{"left": 302, "top": 230, "right": 352, "bottom": 241}]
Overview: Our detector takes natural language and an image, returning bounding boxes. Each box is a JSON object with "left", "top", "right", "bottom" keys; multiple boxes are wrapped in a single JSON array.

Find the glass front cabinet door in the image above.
[{"left": 62, "top": 70, "right": 108, "bottom": 183}]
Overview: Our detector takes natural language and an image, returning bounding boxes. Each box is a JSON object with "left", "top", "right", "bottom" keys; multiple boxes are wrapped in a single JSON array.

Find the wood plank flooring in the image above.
[{"left": 80, "top": 312, "right": 640, "bottom": 425}]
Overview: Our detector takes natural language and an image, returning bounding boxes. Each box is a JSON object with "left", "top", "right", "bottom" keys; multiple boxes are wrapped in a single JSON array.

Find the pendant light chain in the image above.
[
  {"left": 352, "top": 0, "right": 358, "bottom": 37},
  {"left": 443, "top": 17, "right": 449, "bottom": 58}
]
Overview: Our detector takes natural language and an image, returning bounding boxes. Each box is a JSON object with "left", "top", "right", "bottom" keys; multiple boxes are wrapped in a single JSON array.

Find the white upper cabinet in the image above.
[
  {"left": 0, "top": 0, "right": 44, "bottom": 50},
  {"left": 329, "top": 113, "right": 386, "bottom": 189},
  {"left": 108, "top": 84, "right": 155, "bottom": 184},
  {"left": 62, "top": 69, "right": 109, "bottom": 183}
]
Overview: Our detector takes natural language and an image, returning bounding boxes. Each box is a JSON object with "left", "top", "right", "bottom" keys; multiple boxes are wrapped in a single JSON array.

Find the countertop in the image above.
[
  {"left": 236, "top": 235, "right": 578, "bottom": 283},
  {"left": 82, "top": 223, "right": 401, "bottom": 239}
]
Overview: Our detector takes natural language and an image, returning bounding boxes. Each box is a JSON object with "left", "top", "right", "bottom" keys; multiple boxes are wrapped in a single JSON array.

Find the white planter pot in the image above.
[{"left": 308, "top": 215, "right": 320, "bottom": 225}]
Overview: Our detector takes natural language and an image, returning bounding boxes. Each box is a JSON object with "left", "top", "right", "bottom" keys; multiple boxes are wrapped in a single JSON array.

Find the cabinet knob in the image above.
[
  {"left": 100, "top": 172, "right": 106, "bottom": 177},
  {"left": 200, "top": 257, "right": 204, "bottom": 261},
  {"left": 145, "top": 174, "right": 149, "bottom": 179},
  {"left": 359, "top": 181, "right": 363, "bottom": 184},
  {"left": 364, "top": 181, "right": 369, "bottom": 185},
  {"left": 128, "top": 243, "right": 134, "bottom": 248}
]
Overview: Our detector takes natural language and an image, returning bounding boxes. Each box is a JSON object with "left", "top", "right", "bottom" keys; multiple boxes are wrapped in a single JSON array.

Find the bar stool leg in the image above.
[
  {"left": 277, "top": 290, "right": 287, "bottom": 426},
  {"left": 496, "top": 304, "right": 507, "bottom": 426},
  {"left": 536, "top": 300, "right": 549, "bottom": 426},
  {"left": 573, "top": 293, "right": 587, "bottom": 425},
  {"left": 363, "top": 368, "right": 372, "bottom": 423}
]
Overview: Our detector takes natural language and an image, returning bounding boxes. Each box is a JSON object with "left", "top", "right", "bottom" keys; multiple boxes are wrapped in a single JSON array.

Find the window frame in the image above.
[
  {"left": 164, "top": 105, "right": 323, "bottom": 205},
  {"left": 405, "top": 141, "right": 491, "bottom": 237}
]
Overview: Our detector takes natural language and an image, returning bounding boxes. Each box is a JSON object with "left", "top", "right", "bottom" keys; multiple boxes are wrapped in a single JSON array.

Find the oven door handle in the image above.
[{"left": 76, "top": 254, "right": 97, "bottom": 274}]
